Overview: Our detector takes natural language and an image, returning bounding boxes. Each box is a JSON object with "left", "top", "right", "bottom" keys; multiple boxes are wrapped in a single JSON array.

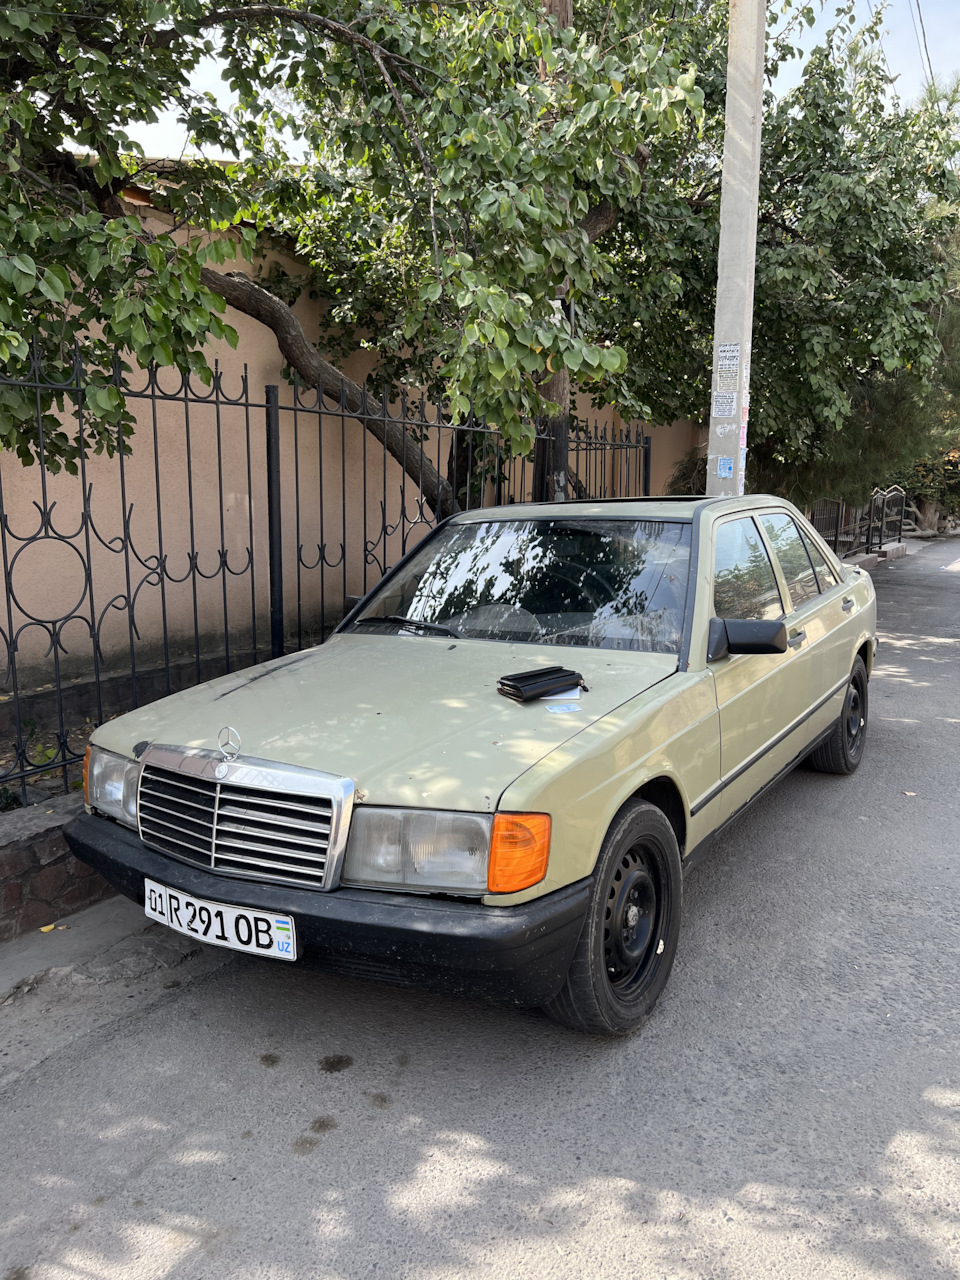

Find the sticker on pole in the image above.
[
  {"left": 717, "top": 457, "right": 734, "bottom": 479},
  {"left": 717, "top": 343, "right": 740, "bottom": 370}
]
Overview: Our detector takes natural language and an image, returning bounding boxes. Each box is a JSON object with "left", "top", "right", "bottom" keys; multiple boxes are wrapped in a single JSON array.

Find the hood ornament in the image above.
[{"left": 217, "top": 726, "right": 242, "bottom": 761}]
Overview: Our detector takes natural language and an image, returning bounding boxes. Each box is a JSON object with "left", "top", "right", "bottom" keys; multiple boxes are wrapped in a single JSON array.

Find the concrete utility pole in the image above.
[
  {"left": 541, "top": 0, "right": 573, "bottom": 502},
  {"left": 705, "top": 0, "right": 766, "bottom": 497}
]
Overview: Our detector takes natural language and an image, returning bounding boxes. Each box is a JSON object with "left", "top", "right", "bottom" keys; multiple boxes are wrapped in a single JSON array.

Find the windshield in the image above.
[{"left": 348, "top": 518, "right": 691, "bottom": 653}]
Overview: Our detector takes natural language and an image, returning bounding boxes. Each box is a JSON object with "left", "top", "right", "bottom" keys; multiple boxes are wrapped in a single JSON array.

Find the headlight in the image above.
[
  {"left": 342, "top": 807, "right": 550, "bottom": 895},
  {"left": 84, "top": 745, "right": 141, "bottom": 829}
]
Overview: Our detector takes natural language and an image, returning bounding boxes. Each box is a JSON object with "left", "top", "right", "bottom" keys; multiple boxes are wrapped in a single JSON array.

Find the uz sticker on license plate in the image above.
[{"left": 144, "top": 879, "right": 297, "bottom": 961}]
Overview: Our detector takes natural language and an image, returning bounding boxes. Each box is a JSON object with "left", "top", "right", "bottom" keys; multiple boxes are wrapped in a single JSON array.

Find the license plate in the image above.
[{"left": 144, "top": 878, "right": 297, "bottom": 961}]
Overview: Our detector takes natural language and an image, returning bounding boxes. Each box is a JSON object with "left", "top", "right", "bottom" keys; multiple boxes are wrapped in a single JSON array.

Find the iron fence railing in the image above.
[
  {"left": 0, "top": 353, "right": 648, "bottom": 803},
  {"left": 809, "top": 486, "right": 905, "bottom": 559}
]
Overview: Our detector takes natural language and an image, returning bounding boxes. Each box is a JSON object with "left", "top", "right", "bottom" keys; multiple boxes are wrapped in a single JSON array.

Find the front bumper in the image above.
[{"left": 64, "top": 813, "right": 590, "bottom": 1006}]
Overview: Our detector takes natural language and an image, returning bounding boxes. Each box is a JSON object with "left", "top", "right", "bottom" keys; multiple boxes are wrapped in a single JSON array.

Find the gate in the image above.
[{"left": 809, "top": 487, "right": 906, "bottom": 558}]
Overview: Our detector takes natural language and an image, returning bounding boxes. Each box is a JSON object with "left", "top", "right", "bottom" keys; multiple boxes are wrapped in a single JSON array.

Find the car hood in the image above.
[{"left": 92, "top": 634, "right": 676, "bottom": 811}]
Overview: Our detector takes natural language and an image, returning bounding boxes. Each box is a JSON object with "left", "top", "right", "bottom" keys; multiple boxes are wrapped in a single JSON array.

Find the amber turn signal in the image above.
[
  {"left": 488, "top": 812, "right": 551, "bottom": 893},
  {"left": 82, "top": 745, "right": 90, "bottom": 805}
]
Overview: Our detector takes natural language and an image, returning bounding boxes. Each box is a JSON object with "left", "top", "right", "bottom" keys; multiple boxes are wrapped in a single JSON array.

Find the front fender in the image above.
[{"left": 486, "top": 670, "right": 720, "bottom": 906}]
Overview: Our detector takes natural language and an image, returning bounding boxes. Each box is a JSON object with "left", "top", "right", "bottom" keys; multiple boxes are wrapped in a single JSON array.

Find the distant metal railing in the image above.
[
  {"left": 809, "top": 486, "right": 906, "bottom": 558},
  {"left": 0, "top": 350, "right": 649, "bottom": 801}
]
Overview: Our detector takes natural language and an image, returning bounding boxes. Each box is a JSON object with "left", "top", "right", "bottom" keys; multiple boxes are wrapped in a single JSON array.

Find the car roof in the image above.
[{"left": 450, "top": 495, "right": 793, "bottom": 523}]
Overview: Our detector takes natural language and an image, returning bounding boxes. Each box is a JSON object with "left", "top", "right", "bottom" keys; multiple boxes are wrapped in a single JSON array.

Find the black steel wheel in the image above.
[
  {"left": 544, "top": 800, "right": 682, "bottom": 1036},
  {"left": 808, "top": 655, "right": 869, "bottom": 775}
]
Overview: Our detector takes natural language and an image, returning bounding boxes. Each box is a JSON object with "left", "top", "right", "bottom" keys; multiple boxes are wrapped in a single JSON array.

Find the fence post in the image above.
[
  {"left": 866, "top": 493, "right": 877, "bottom": 554},
  {"left": 265, "top": 385, "right": 284, "bottom": 660},
  {"left": 834, "top": 502, "right": 842, "bottom": 554},
  {"left": 642, "top": 435, "right": 652, "bottom": 497}
]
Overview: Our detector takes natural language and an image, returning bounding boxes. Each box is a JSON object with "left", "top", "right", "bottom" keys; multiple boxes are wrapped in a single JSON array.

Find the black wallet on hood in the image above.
[{"left": 497, "top": 666, "right": 585, "bottom": 703}]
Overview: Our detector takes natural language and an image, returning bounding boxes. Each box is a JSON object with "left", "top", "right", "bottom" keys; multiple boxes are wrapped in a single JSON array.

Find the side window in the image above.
[
  {"left": 713, "top": 518, "right": 784, "bottom": 621},
  {"left": 758, "top": 513, "right": 820, "bottom": 609},
  {"left": 798, "top": 526, "right": 840, "bottom": 591}
]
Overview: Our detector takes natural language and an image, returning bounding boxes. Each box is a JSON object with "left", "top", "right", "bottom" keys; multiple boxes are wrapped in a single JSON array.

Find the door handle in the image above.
[
  {"left": 842, "top": 597, "right": 855, "bottom": 612},
  {"left": 787, "top": 629, "right": 806, "bottom": 648}
]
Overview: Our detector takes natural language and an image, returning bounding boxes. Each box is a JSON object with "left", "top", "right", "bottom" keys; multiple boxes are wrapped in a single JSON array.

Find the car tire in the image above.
[
  {"left": 544, "top": 800, "right": 682, "bottom": 1036},
  {"left": 807, "top": 655, "right": 869, "bottom": 776}
]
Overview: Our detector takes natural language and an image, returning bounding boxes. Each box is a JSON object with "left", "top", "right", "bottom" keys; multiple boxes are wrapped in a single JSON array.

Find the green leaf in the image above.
[{"left": 38, "top": 270, "right": 66, "bottom": 304}]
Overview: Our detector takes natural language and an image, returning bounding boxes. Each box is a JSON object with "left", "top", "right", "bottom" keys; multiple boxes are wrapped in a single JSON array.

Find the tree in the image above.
[
  {"left": 0, "top": 0, "right": 703, "bottom": 514},
  {"left": 4, "top": 1, "right": 957, "bottom": 509},
  {"left": 596, "top": 2, "right": 960, "bottom": 503}
]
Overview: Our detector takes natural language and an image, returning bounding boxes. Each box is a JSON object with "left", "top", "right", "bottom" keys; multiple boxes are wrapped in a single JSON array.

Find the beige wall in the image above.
[
  {"left": 0, "top": 218, "right": 697, "bottom": 689},
  {"left": 647, "top": 419, "right": 703, "bottom": 497}
]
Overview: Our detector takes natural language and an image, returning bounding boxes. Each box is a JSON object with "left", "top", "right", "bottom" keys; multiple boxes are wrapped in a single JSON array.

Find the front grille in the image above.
[{"left": 138, "top": 759, "right": 340, "bottom": 891}]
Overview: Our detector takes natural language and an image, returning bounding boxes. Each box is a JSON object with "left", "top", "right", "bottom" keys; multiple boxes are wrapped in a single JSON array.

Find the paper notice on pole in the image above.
[
  {"left": 717, "top": 343, "right": 740, "bottom": 370},
  {"left": 718, "top": 456, "right": 734, "bottom": 479},
  {"left": 741, "top": 404, "right": 749, "bottom": 425},
  {"left": 712, "top": 392, "right": 736, "bottom": 419},
  {"left": 717, "top": 368, "right": 739, "bottom": 393},
  {"left": 739, "top": 423, "right": 748, "bottom": 447}
]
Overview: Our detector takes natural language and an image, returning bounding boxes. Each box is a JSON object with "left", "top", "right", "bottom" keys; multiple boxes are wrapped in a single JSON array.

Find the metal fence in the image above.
[
  {"left": 809, "top": 486, "right": 906, "bottom": 559},
  {"left": 0, "top": 353, "right": 648, "bottom": 803}
]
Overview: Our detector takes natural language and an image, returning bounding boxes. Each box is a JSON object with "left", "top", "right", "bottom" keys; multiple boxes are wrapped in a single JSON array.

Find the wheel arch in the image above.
[
  {"left": 857, "top": 638, "right": 873, "bottom": 678},
  {"left": 630, "top": 775, "right": 687, "bottom": 857}
]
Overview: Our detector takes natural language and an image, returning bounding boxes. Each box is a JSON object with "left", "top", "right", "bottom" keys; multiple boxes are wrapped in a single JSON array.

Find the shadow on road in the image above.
[{"left": 3, "top": 543, "right": 960, "bottom": 1280}]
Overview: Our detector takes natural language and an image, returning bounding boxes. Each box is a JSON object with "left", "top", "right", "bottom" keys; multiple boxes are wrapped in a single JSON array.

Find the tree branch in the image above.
[
  {"left": 199, "top": 267, "right": 456, "bottom": 518},
  {"left": 579, "top": 200, "right": 620, "bottom": 242},
  {"left": 578, "top": 147, "right": 650, "bottom": 243},
  {"left": 203, "top": 6, "right": 430, "bottom": 98}
]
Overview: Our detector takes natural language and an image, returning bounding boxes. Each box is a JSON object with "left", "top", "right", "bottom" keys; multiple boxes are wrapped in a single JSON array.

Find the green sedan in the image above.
[{"left": 66, "top": 495, "right": 875, "bottom": 1035}]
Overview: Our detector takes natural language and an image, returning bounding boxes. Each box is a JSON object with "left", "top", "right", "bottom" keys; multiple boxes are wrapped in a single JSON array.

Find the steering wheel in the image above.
[{"left": 540, "top": 565, "right": 612, "bottom": 614}]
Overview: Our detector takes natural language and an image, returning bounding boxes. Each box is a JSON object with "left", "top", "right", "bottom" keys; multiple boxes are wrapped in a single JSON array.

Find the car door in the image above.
[
  {"left": 755, "top": 511, "right": 851, "bottom": 751},
  {"left": 708, "top": 515, "right": 802, "bottom": 823},
  {"left": 797, "top": 519, "right": 864, "bottom": 693}
]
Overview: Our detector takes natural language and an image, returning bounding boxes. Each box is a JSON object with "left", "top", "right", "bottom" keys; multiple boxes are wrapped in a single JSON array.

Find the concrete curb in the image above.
[{"left": 0, "top": 793, "right": 114, "bottom": 941}]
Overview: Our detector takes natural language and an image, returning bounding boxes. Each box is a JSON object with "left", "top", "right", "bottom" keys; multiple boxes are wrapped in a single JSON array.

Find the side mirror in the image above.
[{"left": 707, "top": 617, "right": 788, "bottom": 662}]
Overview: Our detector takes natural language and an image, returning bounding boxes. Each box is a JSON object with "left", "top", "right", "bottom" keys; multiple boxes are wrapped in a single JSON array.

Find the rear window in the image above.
[{"left": 350, "top": 518, "right": 692, "bottom": 653}]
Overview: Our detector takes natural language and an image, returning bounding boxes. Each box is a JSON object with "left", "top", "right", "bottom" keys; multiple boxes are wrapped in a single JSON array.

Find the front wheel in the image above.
[
  {"left": 544, "top": 800, "right": 682, "bottom": 1036},
  {"left": 808, "top": 655, "right": 869, "bottom": 775}
]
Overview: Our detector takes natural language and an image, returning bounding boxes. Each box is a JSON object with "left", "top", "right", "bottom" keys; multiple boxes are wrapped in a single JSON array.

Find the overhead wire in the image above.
[
  {"left": 913, "top": 0, "right": 944, "bottom": 113},
  {"left": 906, "top": 0, "right": 943, "bottom": 113}
]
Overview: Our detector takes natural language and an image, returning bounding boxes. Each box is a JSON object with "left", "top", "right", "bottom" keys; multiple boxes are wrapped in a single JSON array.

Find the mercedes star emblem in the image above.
[{"left": 218, "top": 725, "right": 242, "bottom": 761}]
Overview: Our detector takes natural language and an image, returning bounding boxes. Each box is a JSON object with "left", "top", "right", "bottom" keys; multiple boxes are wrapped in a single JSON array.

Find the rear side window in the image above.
[
  {"left": 759, "top": 513, "right": 820, "bottom": 609},
  {"left": 713, "top": 518, "right": 784, "bottom": 621},
  {"left": 799, "top": 526, "right": 839, "bottom": 590}
]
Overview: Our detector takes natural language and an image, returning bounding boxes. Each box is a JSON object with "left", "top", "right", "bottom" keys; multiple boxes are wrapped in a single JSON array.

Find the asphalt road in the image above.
[{"left": 2, "top": 541, "right": 959, "bottom": 1280}]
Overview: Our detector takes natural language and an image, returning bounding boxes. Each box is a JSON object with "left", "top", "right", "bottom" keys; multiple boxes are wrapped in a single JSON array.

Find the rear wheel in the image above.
[
  {"left": 544, "top": 800, "right": 682, "bottom": 1036},
  {"left": 808, "top": 655, "right": 869, "bottom": 775}
]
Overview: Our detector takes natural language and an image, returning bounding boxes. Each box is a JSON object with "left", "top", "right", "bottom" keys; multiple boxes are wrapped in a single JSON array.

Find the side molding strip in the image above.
[{"left": 689, "top": 673, "right": 850, "bottom": 818}]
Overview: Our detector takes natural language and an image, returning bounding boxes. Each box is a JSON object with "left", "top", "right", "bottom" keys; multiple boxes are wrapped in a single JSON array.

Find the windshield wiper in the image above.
[{"left": 385, "top": 614, "right": 460, "bottom": 637}]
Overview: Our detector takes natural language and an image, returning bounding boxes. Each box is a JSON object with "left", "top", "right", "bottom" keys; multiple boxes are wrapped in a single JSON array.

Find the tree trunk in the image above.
[
  {"left": 543, "top": 1, "right": 572, "bottom": 30},
  {"left": 541, "top": 366, "right": 570, "bottom": 502},
  {"left": 199, "top": 268, "right": 456, "bottom": 519}
]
